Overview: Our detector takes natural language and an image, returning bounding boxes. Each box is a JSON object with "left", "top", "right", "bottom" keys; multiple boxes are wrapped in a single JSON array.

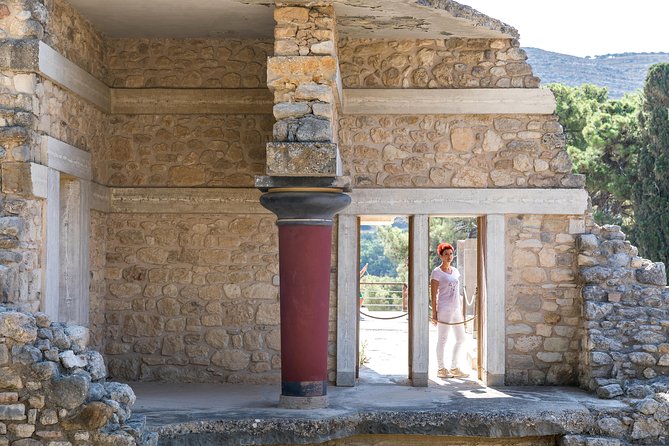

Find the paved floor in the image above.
[{"left": 130, "top": 314, "right": 623, "bottom": 445}]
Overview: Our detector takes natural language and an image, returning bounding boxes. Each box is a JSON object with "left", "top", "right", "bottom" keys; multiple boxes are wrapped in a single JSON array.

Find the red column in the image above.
[{"left": 260, "top": 190, "right": 350, "bottom": 408}]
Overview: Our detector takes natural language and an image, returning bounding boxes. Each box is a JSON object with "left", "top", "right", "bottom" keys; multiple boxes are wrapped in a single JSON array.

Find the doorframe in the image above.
[{"left": 335, "top": 188, "right": 588, "bottom": 388}]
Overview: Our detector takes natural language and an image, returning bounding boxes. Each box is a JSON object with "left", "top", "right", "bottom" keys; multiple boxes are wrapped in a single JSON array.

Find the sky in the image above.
[{"left": 461, "top": 0, "right": 669, "bottom": 57}]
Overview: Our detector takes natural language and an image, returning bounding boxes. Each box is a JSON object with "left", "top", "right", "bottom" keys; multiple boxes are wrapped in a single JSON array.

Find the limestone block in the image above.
[
  {"left": 267, "top": 56, "right": 338, "bottom": 91},
  {"left": 450, "top": 127, "right": 476, "bottom": 151},
  {"left": 636, "top": 263, "right": 667, "bottom": 286},
  {"left": 0, "top": 311, "right": 37, "bottom": 343},
  {"left": 46, "top": 375, "right": 90, "bottom": 410},
  {"left": 266, "top": 141, "right": 341, "bottom": 176},
  {"left": 273, "top": 102, "right": 310, "bottom": 119},
  {"left": 0, "top": 39, "right": 39, "bottom": 70},
  {"left": 294, "top": 83, "right": 333, "bottom": 102},
  {"left": 597, "top": 384, "right": 623, "bottom": 399}
]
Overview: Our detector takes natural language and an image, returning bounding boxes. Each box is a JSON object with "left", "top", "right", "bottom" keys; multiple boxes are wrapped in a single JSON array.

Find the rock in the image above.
[
  {"left": 597, "top": 384, "right": 623, "bottom": 398},
  {"left": 633, "top": 330, "right": 666, "bottom": 344},
  {"left": 273, "top": 102, "right": 310, "bottom": 119},
  {"left": 50, "top": 326, "right": 71, "bottom": 350},
  {"left": 636, "top": 263, "right": 667, "bottom": 286},
  {"left": 596, "top": 417, "right": 626, "bottom": 437},
  {"left": 577, "top": 234, "right": 599, "bottom": 252},
  {"left": 105, "top": 382, "right": 136, "bottom": 406},
  {"left": 582, "top": 285, "right": 608, "bottom": 302},
  {"left": 47, "top": 374, "right": 90, "bottom": 409},
  {"left": 626, "top": 384, "right": 654, "bottom": 398},
  {"left": 60, "top": 350, "right": 88, "bottom": 369},
  {"left": 85, "top": 351, "right": 108, "bottom": 380},
  {"left": 0, "top": 367, "right": 22, "bottom": 389},
  {"left": 637, "top": 397, "right": 660, "bottom": 415},
  {"left": 62, "top": 401, "right": 113, "bottom": 430},
  {"left": 584, "top": 302, "right": 614, "bottom": 321},
  {"left": 581, "top": 266, "right": 613, "bottom": 283},
  {"left": 629, "top": 352, "right": 657, "bottom": 367},
  {"left": 88, "top": 382, "right": 106, "bottom": 402},
  {"left": 31, "top": 361, "right": 59, "bottom": 380},
  {"left": 631, "top": 417, "right": 662, "bottom": 440},
  {"left": 0, "top": 311, "right": 37, "bottom": 343},
  {"left": 64, "top": 325, "right": 90, "bottom": 352},
  {"left": 591, "top": 352, "right": 613, "bottom": 365}
]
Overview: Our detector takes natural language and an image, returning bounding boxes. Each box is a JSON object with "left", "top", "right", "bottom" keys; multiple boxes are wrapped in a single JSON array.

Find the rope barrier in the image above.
[
  {"left": 359, "top": 311, "right": 408, "bottom": 320},
  {"left": 436, "top": 315, "right": 476, "bottom": 326}
]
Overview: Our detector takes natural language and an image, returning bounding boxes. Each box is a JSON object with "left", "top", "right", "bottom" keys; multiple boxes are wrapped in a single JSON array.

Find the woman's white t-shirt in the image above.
[{"left": 431, "top": 266, "right": 462, "bottom": 319}]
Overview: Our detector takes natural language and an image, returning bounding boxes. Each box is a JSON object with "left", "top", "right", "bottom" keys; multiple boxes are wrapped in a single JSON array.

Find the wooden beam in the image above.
[
  {"left": 342, "top": 88, "right": 556, "bottom": 115},
  {"left": 111, "top": 88, "right": 273, "bottom": 115},
  {"left": 38, "top": 42, "right": 110, "bottom": 112}
]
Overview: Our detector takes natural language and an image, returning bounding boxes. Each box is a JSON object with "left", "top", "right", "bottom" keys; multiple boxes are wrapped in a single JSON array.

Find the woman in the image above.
[{"left": 431, "top": 242, "right": 469, "bottom": 379}]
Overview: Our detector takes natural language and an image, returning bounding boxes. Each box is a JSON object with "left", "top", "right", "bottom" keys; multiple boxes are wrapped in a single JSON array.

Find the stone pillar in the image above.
[
  {"left": 257, "top": 0, "right": 349, "bottom": 408},
  {"left": 0, "top": 0, "right": 48, "bottom": 310}
]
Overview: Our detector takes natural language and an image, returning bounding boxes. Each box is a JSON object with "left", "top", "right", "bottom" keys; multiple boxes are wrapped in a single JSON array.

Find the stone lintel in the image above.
[
  {"left": 342, "top": 188, "right": 588, "bottom": 216},
  {"left": 110, "top": 188, "right": 268, "bottom": 214},
  {"left": 266, "top": 142, "right": 341, "bottom": 177},
  {"left": 43, "top": 136, "right": 92, "bottom": 180},
  {"left": 111, "top": 88, "right": 273, "bottom": 115},
  {"left": 37, "top": 42, "right": 111, "bottom": 112},
  {"left": 255, "top": 176, "right": 352, "bottom": 192},
  {"left": 343, "top": 89, "right": 557, "bottom": 115},
  {"left": 0, "top": 39, "right": 39, "bottom": 71}
]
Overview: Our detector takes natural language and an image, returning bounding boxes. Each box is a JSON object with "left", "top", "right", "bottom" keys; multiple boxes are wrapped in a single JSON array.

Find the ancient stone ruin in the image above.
[{"left": 1, "top": 0, "right": 668, "bottom": 444}]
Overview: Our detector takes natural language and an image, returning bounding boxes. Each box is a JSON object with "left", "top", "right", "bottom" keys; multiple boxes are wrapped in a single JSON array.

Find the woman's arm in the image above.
[{"left": 430, "top": 279, "right": 439, "bottom": 325}]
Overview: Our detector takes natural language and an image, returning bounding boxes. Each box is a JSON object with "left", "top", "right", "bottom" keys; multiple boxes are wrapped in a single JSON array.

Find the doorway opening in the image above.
[
  {"left": 428, "top": 216, "right": 479, "bottom": 383},
  {"left": 357, "top": 215, "right": 409, "bottom": 384}
]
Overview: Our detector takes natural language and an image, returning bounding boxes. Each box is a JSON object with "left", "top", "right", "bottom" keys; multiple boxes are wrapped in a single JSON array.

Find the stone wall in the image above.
[
  {"left": 338, "top": 114, "right": 582, "bottom": 188},
  {"left": 505, "top": 214, "right": 584, "bottom": 385},
  {"left": 578, "top": 225, "right": 669, "bottom": 394},
  {"left": 0, "top": 0, "right": 48, "bottom": 312},
  {"left": 89, "top": 211, "right": 107, "bottom": 351},
  {"left": 0, "top": 306, "right": 155, "bottom": 446},
  {"left": 43, "top": 0, "right": 107, "bottom": 80},
  {"left": 104, "top": 38, "right": 271, "bottom": 88},
  {"left": 339, "top": 38, "right": 539, "bottom": 89},
  {"left": 104, "top": 114, "right": 271, "bottom": 187},
  {"left": 102, "top": 213, "right": 281, "bottom": 383}
]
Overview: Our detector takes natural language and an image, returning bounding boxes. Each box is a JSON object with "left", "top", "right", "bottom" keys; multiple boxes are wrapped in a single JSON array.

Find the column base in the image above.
[{"left": 279, "top": 394, "right": 328, "bottom": 409}]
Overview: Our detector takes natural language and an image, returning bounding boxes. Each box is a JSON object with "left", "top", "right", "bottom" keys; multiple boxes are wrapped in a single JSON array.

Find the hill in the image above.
[{"left": 525, "top": 48, "right": 669, "bottom": 98}]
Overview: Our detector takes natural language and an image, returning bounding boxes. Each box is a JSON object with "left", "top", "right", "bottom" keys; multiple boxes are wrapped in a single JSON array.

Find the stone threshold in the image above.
[{"left": 129, "top": 382, "right": 625, "bottom": 445}]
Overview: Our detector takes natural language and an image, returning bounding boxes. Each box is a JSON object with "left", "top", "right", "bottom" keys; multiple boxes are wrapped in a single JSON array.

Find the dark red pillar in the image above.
[{"left": 260, "top": 190, "right": 350, "bottom": 408}]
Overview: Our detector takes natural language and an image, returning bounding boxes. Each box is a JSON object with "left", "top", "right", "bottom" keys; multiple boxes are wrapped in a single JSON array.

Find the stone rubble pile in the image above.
[
  {"left": 0, "top": 306, "right": 157, "bottom": 446},
  {"left": 574, "top": 224, "right": 669, "bottom": 445}
]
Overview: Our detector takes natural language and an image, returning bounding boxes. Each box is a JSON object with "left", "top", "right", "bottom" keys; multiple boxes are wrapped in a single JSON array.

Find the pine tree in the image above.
[{"left": 633, "top": 63, "right": 669, "bottom": 264}]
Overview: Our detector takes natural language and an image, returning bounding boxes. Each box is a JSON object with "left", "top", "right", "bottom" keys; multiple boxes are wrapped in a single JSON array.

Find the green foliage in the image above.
[
  {"left": 548, "top": 83, "right": 641, "bottom": 233},
  {"left": 429, "top": 217, "right": 476, "bottom": 267},
  {"left": 633, "top": 63, "right": 669, "bottom": 264},
  {"left": 359, "top": 274, "right": 404, "bottom": 311},
  {"left": 359, "top": 231, "right": 396, "bottom": 277},
  {"left": 377, "top": 222, "right": 409, "bottom": 279}
]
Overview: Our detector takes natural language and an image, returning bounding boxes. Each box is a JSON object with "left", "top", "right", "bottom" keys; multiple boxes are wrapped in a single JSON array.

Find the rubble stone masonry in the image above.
[
  {"left": 103, "top": 213, "right": 281, "bottom": 383},
  {"left": 339, "top": 38, "right": 539, "bottom": 89},
  {"left": 506, "top": 214, "right": 584, "bottom": 385},
  {"left": 338, "top": 114, "right": 582, "bottom": 188}
]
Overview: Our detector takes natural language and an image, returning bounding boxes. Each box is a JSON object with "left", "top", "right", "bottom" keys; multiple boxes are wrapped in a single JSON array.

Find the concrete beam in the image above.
[
  {"left": 110, "top": 188, "right": 269, "bottom": 214},
  {"left": 342, "top": 89, "right": 556, "bottom": 115},
  {"left": 342, "top": 188, "right": 588, "bottom": 216},
  {"left": 111, "top": 88, "right": 273, "bottom": 115},
  {"left": 38, "top": 42, "right": 111, "bottom": 112},
  {"left": 42, "top": 136, "right": 92, "bottom": 180}
]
